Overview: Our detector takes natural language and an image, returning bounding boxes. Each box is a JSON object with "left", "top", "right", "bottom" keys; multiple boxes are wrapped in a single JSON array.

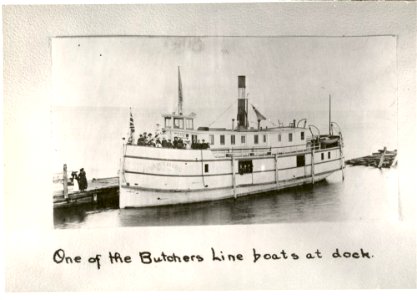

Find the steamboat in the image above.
[{"left": 119, "top": 68, "right": 345, "bottom": 208}]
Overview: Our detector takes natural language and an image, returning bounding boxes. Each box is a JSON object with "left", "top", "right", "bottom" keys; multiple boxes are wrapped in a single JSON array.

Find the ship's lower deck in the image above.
[
  {"left": 119, "top": 145, "right": 344, "bottom": 208},
  {"left": 120, "top": 169, "right": 339, "bottom": 208}
]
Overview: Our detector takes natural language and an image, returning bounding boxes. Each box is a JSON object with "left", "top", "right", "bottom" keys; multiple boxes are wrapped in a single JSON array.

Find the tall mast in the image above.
[
  {"left": 178, "top": 66, "right": 183, "bottom": 115},
  {"left": 329, "top": 94, "right": 332, "bottom": 135}
]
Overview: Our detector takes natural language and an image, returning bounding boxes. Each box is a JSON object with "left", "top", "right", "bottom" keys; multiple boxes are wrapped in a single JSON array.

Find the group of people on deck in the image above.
[
  {"left": 136, "top": 132, "right": 160, "bottom": 147},
  {"left": 134, "top": 132, "right": 187, "bottom": 149},
  {"left": 128, "top": 131, "right": 210, "bottom": 150},
  {"left": 191, "top": 140, "right": 210, "bottom": 149}
]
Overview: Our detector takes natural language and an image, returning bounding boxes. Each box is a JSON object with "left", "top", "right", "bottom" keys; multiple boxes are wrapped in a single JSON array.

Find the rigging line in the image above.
[
  {"left": 266, "top": 118, "right": 278, "bottom": 126},
  {"left": 206, "top": 102, "right": 235, "bottom": 127}
]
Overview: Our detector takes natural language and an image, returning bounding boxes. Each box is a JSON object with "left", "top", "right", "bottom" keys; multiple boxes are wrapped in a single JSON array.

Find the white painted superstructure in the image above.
[{"left": 119, "top": 72, "right": 344, "bottom": 208}]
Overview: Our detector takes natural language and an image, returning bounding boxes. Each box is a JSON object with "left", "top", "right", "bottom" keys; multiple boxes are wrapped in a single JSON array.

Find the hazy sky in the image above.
[
  {"left": 51, "top": 36, "right": 397, "bottom": 176},
  {"left": 52, "top": 36, "right": 397, "bottom": 128}
]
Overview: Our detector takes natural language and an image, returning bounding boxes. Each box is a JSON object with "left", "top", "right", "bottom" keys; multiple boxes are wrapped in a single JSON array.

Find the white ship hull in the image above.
[
  {"left": 119, "top": 72, "right": 345, "bottom": 208},
  {"left": 119, "top": 145, "right": 344, "bottom": 208}
]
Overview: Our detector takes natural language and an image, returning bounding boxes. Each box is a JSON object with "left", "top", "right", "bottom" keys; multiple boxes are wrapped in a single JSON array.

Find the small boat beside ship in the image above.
[{"left": 119, "top": 68, "right": 345, "bottom": 208}]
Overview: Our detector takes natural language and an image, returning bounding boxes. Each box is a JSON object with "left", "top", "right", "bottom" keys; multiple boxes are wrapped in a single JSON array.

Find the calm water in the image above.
[{"left": 54, "top": 165, "right": 398, "bottom": 229}]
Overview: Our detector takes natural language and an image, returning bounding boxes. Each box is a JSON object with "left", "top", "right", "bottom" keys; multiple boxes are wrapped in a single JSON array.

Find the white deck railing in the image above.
[
  {"left": 125, "top": 140, "right": 338, "bottom": 159},
  {"left": 211, "top": 143, "right": 323, "bottom": 159}
]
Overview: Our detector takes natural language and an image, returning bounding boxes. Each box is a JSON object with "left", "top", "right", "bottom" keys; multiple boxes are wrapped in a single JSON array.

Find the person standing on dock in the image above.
[
  {"left": 71, "top": 171, "right": 79, "bottom": 192},
  {"left": 78, "top": 168, "right": 88, "bottom": 191}
]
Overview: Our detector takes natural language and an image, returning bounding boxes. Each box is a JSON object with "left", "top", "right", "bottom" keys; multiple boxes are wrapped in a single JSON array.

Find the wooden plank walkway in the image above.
[{"left": 53, "top": 177, "right": 119, "bottom": 208}]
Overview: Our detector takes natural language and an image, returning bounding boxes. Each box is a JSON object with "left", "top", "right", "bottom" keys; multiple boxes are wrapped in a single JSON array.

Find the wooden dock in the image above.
[
  {"left": 345, "top": 147, "right": 397, "bottom": 168},
  {"left": 53, "top": 176, "right": 119, "bottom": 208}
]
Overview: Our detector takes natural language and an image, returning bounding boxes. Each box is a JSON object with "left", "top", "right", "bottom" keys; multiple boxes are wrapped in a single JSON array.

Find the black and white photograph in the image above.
[
  {"left": 52, "top": 35, "right": 398, "bottom": 228},
  {"left": 3, "top": 2, "right": 416, "bottom": 293}
]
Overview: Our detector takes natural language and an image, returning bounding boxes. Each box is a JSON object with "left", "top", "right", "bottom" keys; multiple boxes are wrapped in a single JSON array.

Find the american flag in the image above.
[{"left": 129, "top": 108, "right": 135, "bottom": 134}]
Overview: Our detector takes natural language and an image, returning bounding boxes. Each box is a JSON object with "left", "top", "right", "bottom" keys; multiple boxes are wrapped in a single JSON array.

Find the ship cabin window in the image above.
[
  {"left": 220, "top": 135, "right": 225, "bottom": 145},
  {"left": 173, "top": 118, "right": 184, "bottom": 129},
  {"left": 289, "top": 133, "right": 293, "bottom": 142},
  {"left": 241, "top": 135, "right": 246, "bottom": 144},
  {"left": 231, "top": 135, "right": 235, "bottom": 145},
  {"left": 254, "top": 134, "right": 259, "bottom": 144},
  {"left": 238, "top": 160, "right": 253, "bottom": 175},
  {"left": 165, "top": 117, "right": 172, "bottom": 128},
  {"left": 328, "top": 152, "right": 331, "bottom": 159},
  {"left": 278, "top": 133, "right": 281, "bottom": 142},
  {"left": 321, "top": 153, "right": 324, "bottom": 160},
  {"left": 297, "top": 155, "right": 305, "bottom": 167},
  {"left": 263, "top": 134, "right": 267, "bottom": 143},
  {"left": 210, "top": 135, "right": 215, "bottom": 145},
  {"left": 204, "top": 164, "right": 209, "bottom": 173},
  {"left": 185, "top": 119, "right": 194, "bottom": 130},
  {"left": 301, "top": 132, "right": 305, "bottom": 140}
]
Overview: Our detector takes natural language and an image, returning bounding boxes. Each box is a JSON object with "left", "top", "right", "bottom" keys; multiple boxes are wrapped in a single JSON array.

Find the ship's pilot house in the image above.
[
  {"left": 160, "top": 67, "right": 197, "bottom": 142},
  {"left": 162, "top": 113, "right": 195, "bottom": 131}
]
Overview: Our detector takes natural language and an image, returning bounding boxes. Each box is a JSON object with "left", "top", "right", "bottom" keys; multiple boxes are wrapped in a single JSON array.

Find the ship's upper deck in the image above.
[
  {"left": 158, "top": 113, "right": 341, "bottom": 158},
  {"left": 127, "top": 72, "right": 341, "bottom": 159},
  {"left": 162, "top": 121, "right": 310, "bottom": 154}
]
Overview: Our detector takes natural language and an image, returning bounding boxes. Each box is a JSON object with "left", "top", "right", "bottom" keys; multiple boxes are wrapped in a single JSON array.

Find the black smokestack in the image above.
[
  {"left": 237, "top": 75, "right": 248, "bottom": 129},
  {"left": 238, "top": 76, "right": 246, "bottom": 89}
]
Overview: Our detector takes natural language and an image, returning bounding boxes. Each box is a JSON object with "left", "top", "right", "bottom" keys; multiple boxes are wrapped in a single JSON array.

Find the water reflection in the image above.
[
  {"left": 54, "top": 202, "right": 119, "bottom": 229},
  {"left": 54, "top": 166, "right": 398, "bottom": 229}
]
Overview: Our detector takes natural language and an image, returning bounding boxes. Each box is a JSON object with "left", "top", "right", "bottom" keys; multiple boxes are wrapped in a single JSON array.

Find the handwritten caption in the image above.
[{"left": 53, "top": 248, "right": 374, "bottom": 270}]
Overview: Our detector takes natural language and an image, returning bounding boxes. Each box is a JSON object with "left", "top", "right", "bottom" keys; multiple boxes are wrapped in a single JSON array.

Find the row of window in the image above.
[
  {"left": 165, "top": 117, "right": 194, "bottom": 130},
  {"left": 298, "top": 151, "right": 332, "bottom": 165},
  {"left": 204, "top": 161, "right": 254, "bottom": 174},
  {"left": 321, "top": 152, "right": 331, "bottom": 160},
  {"left": 203, "top": 151, "right": 333, "bottom": 174},
  {"left": 297, "top": 151, "right": 335, "bottom": 165},
  {"left": 209, "top": 132, "right": 305, "bottom": 146}
]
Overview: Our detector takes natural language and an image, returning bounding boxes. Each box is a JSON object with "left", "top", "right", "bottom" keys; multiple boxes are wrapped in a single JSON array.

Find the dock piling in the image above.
[{"left": 63, "top": 164, "right": 68, "bottom": 200}]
